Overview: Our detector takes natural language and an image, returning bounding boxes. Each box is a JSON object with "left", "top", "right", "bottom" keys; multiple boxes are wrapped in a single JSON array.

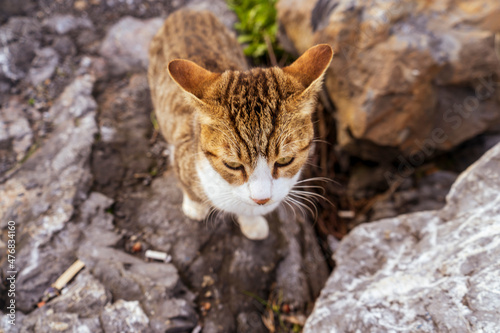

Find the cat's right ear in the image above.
[
  {"left": 283, "top": 44, "right": 333, "bottom": 93},
  {"left": 168, "top": 59, "right": 221, "bottom": 101}
]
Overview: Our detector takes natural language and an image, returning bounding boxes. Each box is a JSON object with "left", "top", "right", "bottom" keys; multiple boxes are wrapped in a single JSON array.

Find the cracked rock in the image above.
[
  {"left": 0, "top": 73, "right": 97, "bottom": 311},
  {"left": 99, "top": 16, "right": 164, "bottom": 75},
  {"left": 304, "top": 142, "right": 500, "bottom": 332},
  {"left": 42, "top": 14, "right": 94, "bottom": 35},
  {"left": 101, "top": 300, "right": 150, "bottom": 333},
  {"left": 0, "top": 17, "right": 41, "bottom": 82},
  {"left": 278, "top": 0, "right": 500, "bottom": 159},
  {"left": 0, "top": 96, "right": 34, "bottom": 167},
  {"left": 28, "top": 47, "right": 59, "bottom": 86}
]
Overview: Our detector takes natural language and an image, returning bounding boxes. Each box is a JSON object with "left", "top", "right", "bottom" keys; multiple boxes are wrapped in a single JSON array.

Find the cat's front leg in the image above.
[
  {"left": 182, "top": 192, "right": 209, "bottom": 220},
  {"left": 236, "top": 215, "right": 269, "bottom": 240}
]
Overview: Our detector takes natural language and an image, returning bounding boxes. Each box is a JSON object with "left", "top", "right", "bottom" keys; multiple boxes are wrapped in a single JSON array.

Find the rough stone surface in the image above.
[
  {"left": 42, "top": 14, "right": 94, "bottom": 35},
  {"left": 0, "top": 97, "right": 34, "bottom": 167},
  {"left": 278, "top": 0, "right": 500, "bottom": 159},
  {"left": 0, "top": 0, "right": 35, "bottom": 24},
  {"left": 185, "top": 0, "right": 238, "bottom": 30},
  {"left": 17, "top": 272, "right": 109, "bottom": 333},
  {"left": 28, "top": 47, "right": 59, "bottom": 86},
  {"left": 0, "top": 17, "right": 41, "bottom": 82},
  {"left": 304, "top": 142, "right": 500, "bottom": 332},
  {"left": 0, "top": 8, "right": 330, "bottom": 331},
  {"left": 99, "top": 1, "right": 238, "bottom": 76},
  {"left": 99, "top": 16, "right": 164, "bottom": 75},
  {"left": 101, "top": 300, "right": 150, "bottom": 333},
  {"left": 0, "top": 73, "right": 98, "bottom": 312}
]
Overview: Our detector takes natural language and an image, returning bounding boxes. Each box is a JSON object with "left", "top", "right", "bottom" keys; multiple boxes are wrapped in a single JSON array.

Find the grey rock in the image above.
[
  {"left": 52, "top": 36, "right": 77, "bottom": 58},
  {"left": 304, "top": 143, "right": 500, "bottom": 332},
  {"left": 77, "top": 239, "right": 189, "bottom": 333},
  {"left": 0, "top": 310, "right": 25, "bottom": 332},
  {"left": 370, "top": 200, "right": 397, "bottom": 221},
  {"left": 185, "top": 0, "right": 238, "bottom": 30},
  {"left": 20, "top": 311, "right": 101, "bottom": 333},
  {"left": 101, "top": 300, "right": 150, "bottom": 333},
  {"left": 18, "top": 272, "right": 109, "bottom": 332},
  {"left": 28, "top": 47, "right": 59, "bottom": 86},
  {"left": 0, "top": 74, "right": 97, "bottom": 311},
  {"left": 0, "top": 0, "right": 35, "bottom": 23},
  {"left": 278, "top": 0, "right": 500, "bottom": 160},
  {"left": 0, "top": 17, "right": 41, "bottom": 81},
  {"left": 80, "top": 246, "right": 180, "bottom": 300},
  {"left": 0, "top": 96, "right": 34, "bottom": 163},
  {"left": 393, "top": 189, "right": 419, "bottom": 207},
  {"left": 161, "top": 299, "right": 198, "bottom": 332},
  {"left": 78, "top": 192, "right": 120, "bottom": 248},
  {"left": 49, "top": 271, "right": 111, "bottom": 318},
  {"left": 79, "top": 192, "right": 114, "bottom": 224},
  {"left": 99, "top": 16, "right": 164, "bottom": 75},
  {"left": 276, "top": 208, "right": 330, "bottom": 310},
  {"left": 48, "top": 73, "right": 97, "bottom": 125},
  {"left": 76, "top": 29, "right": 101, "bottom": 54},
  {"left": 347, "top": 164, "right": 389, "bottom": 199},
  {"left": 42, "top": 14, "right": 94, "bottom": 35},
  {"left": 236, "top": 312, "right": 264, "bottom": 333}
]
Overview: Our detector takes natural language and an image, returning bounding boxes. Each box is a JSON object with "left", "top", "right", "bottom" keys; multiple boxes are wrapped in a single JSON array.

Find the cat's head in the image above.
[{"left": 168, "top": 44, "right": 333, "bottom": 216}]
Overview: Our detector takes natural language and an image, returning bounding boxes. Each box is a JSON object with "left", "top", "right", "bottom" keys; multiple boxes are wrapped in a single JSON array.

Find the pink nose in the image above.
[{"left": 252, "top": 198, "right": 270, "bottom": 205}]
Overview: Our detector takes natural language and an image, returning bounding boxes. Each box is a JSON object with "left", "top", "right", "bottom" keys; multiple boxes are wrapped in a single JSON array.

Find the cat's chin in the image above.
[{"left": 218, "top": 200, "right": 280, "bottom": 217}]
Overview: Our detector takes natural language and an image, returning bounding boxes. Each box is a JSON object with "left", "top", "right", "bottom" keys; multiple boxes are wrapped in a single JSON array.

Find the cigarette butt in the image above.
[
  {"left": 338, "top": 210, "right": 355, "bottom": 219},
  {"left": 52, "top": 259, "right": 86, "bottom": 290},
  {"left": 145, "top": 250, "right": 171, "bottom": 262}
]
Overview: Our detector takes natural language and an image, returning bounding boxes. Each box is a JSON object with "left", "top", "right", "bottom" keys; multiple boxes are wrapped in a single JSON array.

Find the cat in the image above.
[{"left": 148, "top": 9, "right": 332, "bottom": 240}]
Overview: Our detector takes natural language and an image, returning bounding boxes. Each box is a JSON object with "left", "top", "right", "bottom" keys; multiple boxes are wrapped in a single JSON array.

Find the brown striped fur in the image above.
[{"left": 148, "top": 9, "right": 332, "bottom": 224}]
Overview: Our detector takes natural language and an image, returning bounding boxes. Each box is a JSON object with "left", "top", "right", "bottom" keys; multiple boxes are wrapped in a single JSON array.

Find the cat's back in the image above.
[
  {"left": 148, "top": 9, "right": 247, "bottom": 144},
  {"left": 151, "top": 9, "right": 247, "bottom": 72}
]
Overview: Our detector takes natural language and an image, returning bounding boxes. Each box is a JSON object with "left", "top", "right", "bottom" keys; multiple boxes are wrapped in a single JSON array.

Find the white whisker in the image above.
[
  {"left": 290, "top": 189, "right": 334, "bottom": 207},
  {"left": 281, "top": 199, "right": 297, "bottom": 220},
  {"left": 289, "top": 192, "right": 318, "bottom": 219},
  {"left": 286, "top": 195, "right": 316, "bottom": 219}
]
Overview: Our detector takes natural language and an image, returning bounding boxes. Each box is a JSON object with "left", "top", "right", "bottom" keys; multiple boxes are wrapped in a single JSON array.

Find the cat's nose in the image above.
[{"left": 252, "top": 198, "right": 270, "bottom": 205}]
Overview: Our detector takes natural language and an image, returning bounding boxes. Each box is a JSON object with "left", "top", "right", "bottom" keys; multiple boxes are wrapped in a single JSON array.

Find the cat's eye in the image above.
[
  {"left": 224, "top": 161, "right": 243, "bottom": 170},
  {"left": 275, "top": 156, "right": 294, "bottom": 167}
]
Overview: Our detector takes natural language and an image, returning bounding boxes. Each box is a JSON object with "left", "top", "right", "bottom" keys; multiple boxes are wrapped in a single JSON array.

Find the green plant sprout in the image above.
[{"left": 227, "top": 0, "right": 284, "bottom": 65}]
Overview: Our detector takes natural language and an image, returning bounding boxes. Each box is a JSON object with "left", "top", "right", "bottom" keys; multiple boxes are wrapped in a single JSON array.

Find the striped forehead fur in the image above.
[{"left": 200, "top": 67, "right": 315, "bottom": 165}]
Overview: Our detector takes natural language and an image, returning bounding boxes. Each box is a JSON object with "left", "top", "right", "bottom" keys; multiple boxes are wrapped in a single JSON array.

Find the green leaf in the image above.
[{"left": 226, "top": 0, "right": 283, "bottom": 63}]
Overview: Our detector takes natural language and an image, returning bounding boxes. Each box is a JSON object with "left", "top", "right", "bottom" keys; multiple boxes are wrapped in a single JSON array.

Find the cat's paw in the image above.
[
  {"left": 236, "top": 215, "right": 269, "bottom": 240},
  {"left": 182, "top": 194, "right": 208, "bottom": 220}
]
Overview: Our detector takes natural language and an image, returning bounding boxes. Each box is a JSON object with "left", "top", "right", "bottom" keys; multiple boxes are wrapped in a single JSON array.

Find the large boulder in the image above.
[
  {"left": 99, "top": 16, "right": 164, "bottom": 76},
  {"left": 0, "top": 73, "right": 98, "bottom": 312},
  {"left": 99, "top": 2, "right": 237, "bottom": 76},
  {"left": 278, "top": 0, "right": 500, "bottom": 160},
  {"left": 304, "top": 142, "right": 500, "bottom": 332},
  {"left": 0, "top": 17, "right": 41, "bottom": 82}
]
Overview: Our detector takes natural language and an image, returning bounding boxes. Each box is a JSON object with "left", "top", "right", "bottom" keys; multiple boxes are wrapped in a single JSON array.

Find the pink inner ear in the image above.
[
  {"left": 168, "top": 59, "right": 220, "bottom": 99},
  {"left": 283, "top": 44, "right": 333, "bottom": 88}
]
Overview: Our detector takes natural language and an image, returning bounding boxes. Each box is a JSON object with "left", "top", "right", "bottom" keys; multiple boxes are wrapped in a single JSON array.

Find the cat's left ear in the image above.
[
  {"left": 168, "top": 59, "right": 221, "bottom": 101},
  {"left": 283, "top": 44, "right": 333, "bottom": 95}
]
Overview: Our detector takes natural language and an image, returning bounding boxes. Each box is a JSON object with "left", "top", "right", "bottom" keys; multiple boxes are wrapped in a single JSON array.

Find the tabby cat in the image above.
[{"left": 148, "top": 9, "right": 332, "bottom": 240}]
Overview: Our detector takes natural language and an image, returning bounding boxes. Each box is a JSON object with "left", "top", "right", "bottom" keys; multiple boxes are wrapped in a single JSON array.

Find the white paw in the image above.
[
  {"left": 182, "top": 193, "right": 208, "bottom": 220},
  {"left": 237, "top": 215, "right": 269, "bottom": 240}
]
